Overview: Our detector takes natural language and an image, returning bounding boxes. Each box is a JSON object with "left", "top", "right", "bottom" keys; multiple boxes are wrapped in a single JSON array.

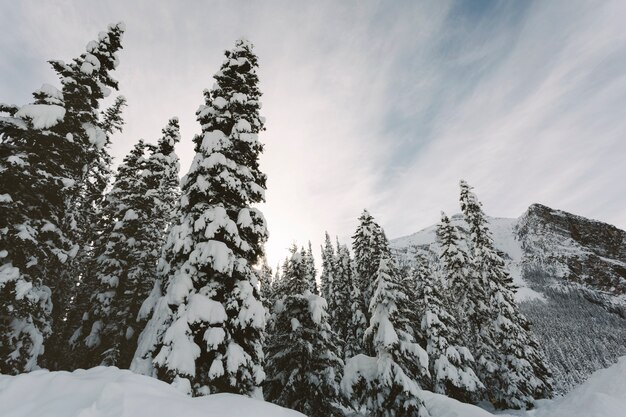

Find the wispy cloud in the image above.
[
  {"left": 2, "top": 0, "right": 624, "bottom": 267},
  {"left": 376, "top": 0, "right": 626, "bottom": 239}
]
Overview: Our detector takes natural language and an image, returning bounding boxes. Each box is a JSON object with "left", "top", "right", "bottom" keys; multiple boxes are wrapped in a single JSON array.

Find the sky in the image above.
[{"left": 1, "top": 0, "right": 625, "bottom": 269}]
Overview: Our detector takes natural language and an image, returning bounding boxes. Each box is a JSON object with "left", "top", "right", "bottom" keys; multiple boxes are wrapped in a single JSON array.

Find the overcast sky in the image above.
[{"left": 2, "top": 0, "right": 625, "bottom": 268}]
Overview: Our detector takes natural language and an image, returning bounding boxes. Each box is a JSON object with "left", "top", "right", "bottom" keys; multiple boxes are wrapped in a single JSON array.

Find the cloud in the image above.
[
  {"left": 375, "top": 0, "right": 626, "bottom": 238},
  {"left": 2, "top": 0, "right": 624, "bottom": 269}
]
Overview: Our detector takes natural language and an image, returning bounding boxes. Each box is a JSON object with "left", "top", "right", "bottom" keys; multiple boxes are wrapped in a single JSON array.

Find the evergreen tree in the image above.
[
  {"left": 459, "top": 180, "right": 553, "bottom": 408},
  {"left": 50, "top": 25, "right": 127, "bottom": 360},
  {"left": 405, "top": 254, "right": 431, "bottom": 347},
  {"left": 69, "top": 140, "right": 150, "bottom": 367},
  {"left": 435, "top": 212, "right": 471, "bottom": 324},
  {"left": 50, "top": 95, "right": 129, "bottom": 370},
  {"left": 100, "top": 96, "right": 128, "bottom": 136},
  {"left": 416, "top": 256, "right": 483, "bottom": 402},
  {"left": 344, "top": 280, "right": 367, "bottom": 360},
  {"left": 0, "top": 23, "right": 125, "bottom": 373},
  {"left": 353, "top": 210, "right": 390, "bottom": 315},
  {"left": 319, "top": 232, "right": 336, "bottom": 307},
  {"left": 143, "top": 118, "right": 182, "bottom": 230},
  {"left": 258, "top": 259, "right": 273, "bottom": 311},
  {"left": 332, "top": 242, "right": 355, "bottom": 357},
  {"left": 343, "top": 253, "right": 431, "bottom": 417},
  {"left": 136, "top": 39, "right": 268, "bottom": 397},
  {"left": 264, "top": 249, "right": 346, "bottom": 417},
  {"left": 351, "top": 210, "right": 393, "bottom": 357},
  {"left": 71, "top": 119, "right": 181, "bottom": 368},
  {"left": 269, "top": 263, "right": 283, "bottom": 307},
  {"left": 303, "top": 243, "right": 318, "bottom": 294}
]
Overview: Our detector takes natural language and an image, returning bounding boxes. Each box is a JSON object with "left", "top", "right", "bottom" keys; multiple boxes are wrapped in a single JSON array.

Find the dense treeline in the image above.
[{"left": 0, "top": 22, "right": 553, "bottom": 416}]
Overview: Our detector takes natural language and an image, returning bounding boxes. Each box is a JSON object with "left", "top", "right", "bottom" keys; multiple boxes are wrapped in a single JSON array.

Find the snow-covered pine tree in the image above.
[
  {"left": 319, "top": 232, "right": 336, "bottom": 307},
  {"left": 71, "top": 117, "right": 180, "bottom": 369},
  {"left": 344, "top": 280, "right": 368, "bottom": 360},
  {"left": 143, "top": 118, "right": 182, "bottom": 230},
  {"left": 332, "top": 242, "right": 355, "bottom": 358},
  {"left": 353, "top": 210, "right": 390, "bottom": 314},
  {"left": 264, "top": 248, "right": 346, "bottom": 417},
  {"left": 269, "top": 263, "right": 283, "bottom": 306},
  {"left": 258, "top": 259, "right": 273, "bottom": 311},
  {"left": 435, "top": 212, "right": 471, "bottom": 325},
  {"left": 137, "top": 39, "right": 268, "bottom": 397},
  {"left": 52, "top": 96, "right": 128, "bottom": 369},
  {"left": 343, "top": 253, "right": 431, "bottom": 417},
  {"left": 69, "top": 139, "right": 150, "bottom": 368},
  {"left": 50, "top": 24, "right": 126, "bottom": 344},
  {"left": 352, "top": 210, "right": 393, "bottom": 347},
  {"left": 459, "top": 180, "right": 553, "bottom": 409},
  {"left": 302, "top": 243, "right": 318, "bottom": 294},
  {"left": 82, "top": 118, "right": 180, "bottom": 368},
  {"left": 404, "top": 254, "right": 431, "bottom": 347},
  {"left": 416, "top": 254, "right": 483, "bottom": 402},
  {"left": 0, "top": 23, "right": 125, "bottom": 373}
]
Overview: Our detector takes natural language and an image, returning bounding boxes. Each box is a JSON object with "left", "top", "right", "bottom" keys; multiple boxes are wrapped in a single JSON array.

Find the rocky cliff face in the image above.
[
  {"left": 391, "top": 204, "right": 626, "bottom": 394},
  {"left": 516, "top": 204, "right": 626, "bottom": 316}
]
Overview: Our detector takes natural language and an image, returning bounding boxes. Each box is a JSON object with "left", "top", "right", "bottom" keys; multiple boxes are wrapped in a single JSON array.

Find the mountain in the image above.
[{"left": 390, "top": 203, "right": 626, "bottom": 394}]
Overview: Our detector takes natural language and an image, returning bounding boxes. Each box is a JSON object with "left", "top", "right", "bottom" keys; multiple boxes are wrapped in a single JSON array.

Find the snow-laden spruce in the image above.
[
  {"left": 415, "top": 247, "right": 483, "bottom": 403},
  {"left": 319, "top": 232, "right": 336, "bottom": 306},
  {"left": 343, "top": 248, "right": 431, "bottom": 417},
  {"left": 351, "top": 209, "right": 392, "bottom": 356},
  {"left": 133, "top": 39, "right": 268, "bottom": 397},
  {"left": 69, "top": 119, "right": 181, "bottom": 369},
  {"left": 0, "top": 22, "right": 125, "bottom": 373},
  {"left": 303, "top": 243, "right": 318, "bottom": 294},
  {"left": 264, "top": 247, "right": 346, "bottom": 417},
  {"left": 332, "top": 242, "right": 356, "bottom": 358},
  {"left": 435, "top": 212, "right": 472, "bottom": 329},
  {"left": 257, "top": 259, "right": 273, "bottom": 311},
  {"left": 459, "top": 180, "right": 553, "bottom": 409},
  {"left": 69, "top": 140, "right": 150, "bottom": 368}
]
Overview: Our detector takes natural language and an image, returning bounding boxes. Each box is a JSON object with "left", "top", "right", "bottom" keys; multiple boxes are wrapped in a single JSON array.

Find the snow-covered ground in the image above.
[
  {"left": 0, "top": 367, "right": 303, "bottom": 417},
  {"left": 422, "top": 356, "right": 626, "bottom": 417},
  {"left": 1, "top": 356, "right": 625, "bottom": 417}
]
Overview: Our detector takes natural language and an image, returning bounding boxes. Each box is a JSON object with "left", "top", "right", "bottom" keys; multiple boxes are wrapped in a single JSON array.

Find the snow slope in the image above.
[
  {"left": 422, "top": 353, "right": 626, "bottom": 417},
  {"left": 0, "top": 367, "right": 303, "bottom": 417},
  {"left": 391, "top": 214, "right": 545, "bottom": 302},
  {"left": 2, "top": 358, "right": 625, "bottom": 417},
  {"left": 527, "top": 356, "right": 626, "bottom": 417}
]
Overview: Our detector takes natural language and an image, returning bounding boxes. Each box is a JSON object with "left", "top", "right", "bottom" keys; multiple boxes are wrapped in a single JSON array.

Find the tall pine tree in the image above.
[
  {"left": 459, "top": 180, "right": 553, "bottom": 409},
  {"left": 319, "top": 232, "right": 336, "bottom": 308},
  {"left": 416, "top": 256, "right": 483, "bottom": 402},
  {"left": 69, "top": 140, "right": 150, "bottom": 367},
  {"left": 351, "top": 210, "right": 391, "bottom": 356},
  {"left": 0, "top": 23, "right": 125, "bottom": 373},
  {"left": 71, "top": 119, "right": 181, "bottom": 368},
  {"left": 343, "top": 253, "right": 431, "bottom": 417},
  {"left": 302, "top": 243, "right": 318, "bottom": 294},
  {"left": 264, "top": 247, "right": 346, "bottom": 417},
  {"left": 135, "top": 39, "right": 268, "bottom": 397},
  {"left": 332, "top": 242, "right": 355, "bottom": 358},
  {"left": 436, "top": 212, "right": 471, "bottom": 326}
]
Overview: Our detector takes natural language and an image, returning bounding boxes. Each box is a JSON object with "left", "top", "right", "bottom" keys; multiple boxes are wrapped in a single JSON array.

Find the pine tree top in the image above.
[{"left": 49, "top": 22, "right": 125, "bottom": 121}]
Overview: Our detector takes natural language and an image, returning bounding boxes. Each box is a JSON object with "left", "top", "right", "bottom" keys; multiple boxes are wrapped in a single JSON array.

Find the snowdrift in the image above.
[
  {"left": 0, "top": 367, "right": 303, "bottom": 417},
  {"left": 530, "top": 355, "right": 626, "bottom": 417},
  {"left": 1, "top": 356, "right": 625, "bottom": 417},
  {"left": 420, "top": 355, "right": 626, "bottom": 417}
]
